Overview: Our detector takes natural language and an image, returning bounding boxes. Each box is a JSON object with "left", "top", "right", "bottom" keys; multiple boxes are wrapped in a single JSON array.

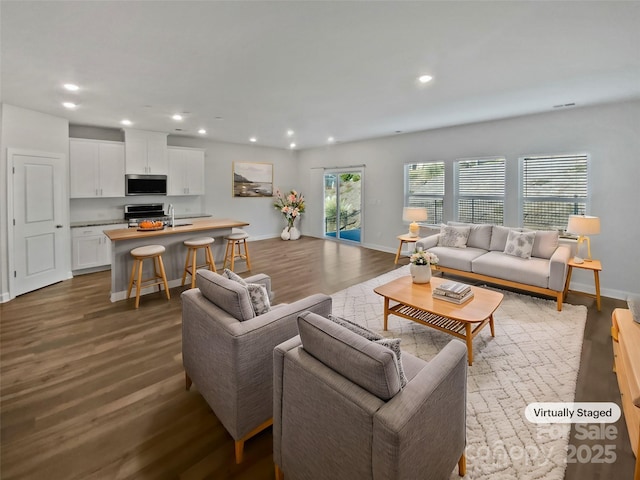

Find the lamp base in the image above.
[
  {"left": 409, "top": 222, "right": 420, "bottom": 238},
  {"left": 573, "top": 256, "right": 584, "bottom": 264}
]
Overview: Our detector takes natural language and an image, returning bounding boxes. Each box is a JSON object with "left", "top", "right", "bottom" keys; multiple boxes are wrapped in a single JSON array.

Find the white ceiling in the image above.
[{"left": 2, "top": 1, "right": 639, "bottom": 150}]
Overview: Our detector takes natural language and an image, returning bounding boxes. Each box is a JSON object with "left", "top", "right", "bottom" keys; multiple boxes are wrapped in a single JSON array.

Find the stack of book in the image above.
[{"left": 433, "top": 281, "right": 474, "bottom": 304}]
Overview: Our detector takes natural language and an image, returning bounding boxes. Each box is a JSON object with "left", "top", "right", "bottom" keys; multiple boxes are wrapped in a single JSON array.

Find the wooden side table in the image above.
[
  {"left": 563, "top": 258, "right": 602, "bottom": 311},
  {"left": 394, "top": 234, "right": 420, "bottom": 264}
]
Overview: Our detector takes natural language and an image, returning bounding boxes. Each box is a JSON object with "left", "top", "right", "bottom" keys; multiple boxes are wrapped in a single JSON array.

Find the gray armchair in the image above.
[
  {"left": 181, "top": 270, "right": 332, "bottom": 464},
  {"left": 274, "top": 311, "right": 468, "bottom": 480}
]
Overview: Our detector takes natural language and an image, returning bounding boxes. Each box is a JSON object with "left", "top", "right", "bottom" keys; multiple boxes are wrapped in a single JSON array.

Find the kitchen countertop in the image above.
[
  {"left": 104, "top": 218, "right": 249, "bottom": 242},
  {"left": 71, "top": 213, "right": 211, "bottom": 228}
]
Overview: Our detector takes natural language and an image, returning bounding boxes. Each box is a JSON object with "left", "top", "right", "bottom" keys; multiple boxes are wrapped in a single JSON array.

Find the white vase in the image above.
[
  {"left": 410, "top": 263, "right": 432, "bottom": 284},
  {"left": 281, "top": 227, "right": 291, "bottom": 240},
  {"left": 289, "top": 226, "right": 300, "bottom": 240}
]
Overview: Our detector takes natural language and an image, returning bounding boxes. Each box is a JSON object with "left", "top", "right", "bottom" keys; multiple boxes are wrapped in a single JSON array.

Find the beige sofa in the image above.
[{"left": 416, "top": 222, "right": 571, "bottom": 310}]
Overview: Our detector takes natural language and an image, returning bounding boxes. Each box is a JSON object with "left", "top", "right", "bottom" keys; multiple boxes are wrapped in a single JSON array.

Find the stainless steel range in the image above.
[{"left": 124, "top": 203, "right": 167, "bottom": 227}]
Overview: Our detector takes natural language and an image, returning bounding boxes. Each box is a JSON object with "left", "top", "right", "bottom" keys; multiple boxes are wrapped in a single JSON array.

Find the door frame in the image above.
[
  {"left": 323, "top": 167, "right": 364, "bottom": 244},
  {"left": 7, "top": 148, "right": 71, "bottom": 300}
]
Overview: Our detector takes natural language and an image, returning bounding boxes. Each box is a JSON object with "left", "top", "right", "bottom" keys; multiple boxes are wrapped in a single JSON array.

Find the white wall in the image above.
[
  {"left": 167, "top": 136, "right": 300, "bottom": 240},
  {"left": 0, "top": 104, "right": 70, "bottom": 301},
  {"left": 297, "top": 100, "right": 640, "bottom": 300}
]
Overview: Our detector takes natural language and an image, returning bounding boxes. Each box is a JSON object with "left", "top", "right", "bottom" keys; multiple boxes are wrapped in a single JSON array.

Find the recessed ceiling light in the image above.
[
  {"left": 327, "top": 136, "right": 335, "bottom": 143},
  {"left": 418, "top": 75, "right": 433, "bottom": 84},
  {"left": 62, "top": 102, "right": 77, "bottom": 109},
  {"left": 289, "top": 142, "right": 296, "bottom": 149},
  {"left": 198, "top": 129, "right": 207, "bottom": 134},
  {"left": 121, "top": 119, "right": 133, "bottom": 126},
  {"left": 172, "top": 114, "right": 183, "bottom": 121},
  {"left": 286, "top": 129, "right": 294, "bottom": 137},
  {"left": 249, "top": 137, "right": 257, "bottom": 143},
  {"left": 63, "top": 83, "right": 79, "bottom": 91}
]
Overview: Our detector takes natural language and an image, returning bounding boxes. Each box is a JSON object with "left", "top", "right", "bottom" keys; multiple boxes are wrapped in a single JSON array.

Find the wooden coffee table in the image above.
[{"left": 374, "top": 276, "right": 504, "bottom": 365}]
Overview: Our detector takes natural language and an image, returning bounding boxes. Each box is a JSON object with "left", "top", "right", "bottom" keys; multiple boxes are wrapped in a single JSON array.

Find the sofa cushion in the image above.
[
  {"left": 247, "top": 283, "right": 271, "bottom": 316},
  {"left": 530, "top": 230, "right": 559, "bottom": 259},
  {"left": 449, "top": 222, "right": 492, "bottom": 250},
  {"left": 472, "top": 251, "right": 550, "bottom": 288},
  {"left": 426, "top": 246, "right": 487, "bottom": 271},
  {"left": 196, "top": 270, "right": 256, "bottom": 321},
  {"left": 438, "top": 224, "right": 470, "bottom": 248},
  {"left": 627, "top": 295, "right": 640, "bottom": 324},
  {"left": 297, "top": 312, "right": 402, "bottom": 401},
  {"left": 489, "top": 225, "right": 512, "bottom": 251},
  {"left": 504, "top": 230, "right": 536, "bottom": 259}
]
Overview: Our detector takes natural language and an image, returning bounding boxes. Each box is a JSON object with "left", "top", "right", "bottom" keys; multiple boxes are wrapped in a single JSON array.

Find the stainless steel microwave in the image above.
[{"left": 125, "top": 174, "right": 167, "bottom": 196}]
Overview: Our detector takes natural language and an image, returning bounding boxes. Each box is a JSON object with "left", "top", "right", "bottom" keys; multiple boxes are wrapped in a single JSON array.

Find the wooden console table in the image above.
[{"left": 611, "top": 308, "right": 640, "bottom": 480}]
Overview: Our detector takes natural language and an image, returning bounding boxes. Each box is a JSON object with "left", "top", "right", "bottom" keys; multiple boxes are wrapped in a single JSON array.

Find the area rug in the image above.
[{"left": 331, "top": 265, "right": 587, "bottom": 479}]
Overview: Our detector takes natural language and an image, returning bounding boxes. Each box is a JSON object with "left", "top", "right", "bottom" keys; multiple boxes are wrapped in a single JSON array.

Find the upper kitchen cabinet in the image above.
[
  {"left": 124, "top": 129, "right": 168, "bottom": 175},
  {"left": 167, "top": 147, "right": 205, "bottom": 196},
  {"left": 69, "top": 139, "right": 125, "bottom": 198}
]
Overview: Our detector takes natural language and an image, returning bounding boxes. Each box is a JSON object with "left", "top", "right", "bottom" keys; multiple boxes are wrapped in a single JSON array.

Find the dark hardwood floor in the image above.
[{"left": 0, "top": 236, "right": 634, "bottom": 479}]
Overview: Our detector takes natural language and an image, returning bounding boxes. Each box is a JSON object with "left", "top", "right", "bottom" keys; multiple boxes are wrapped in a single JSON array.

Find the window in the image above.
[
  {"left": 455, "top": 157, "right": 505, "bottom": 225},
  {"left": 404, "top": 162, "right": 444, "bottom": 224},
  {"left": 521, "top": 154, "right": 588, "bottom": 230}
]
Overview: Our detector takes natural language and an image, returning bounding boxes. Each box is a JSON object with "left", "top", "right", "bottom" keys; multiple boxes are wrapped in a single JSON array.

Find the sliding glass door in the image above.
[{"left": 323, "top": 170, "right": 362, "bottom": 243}]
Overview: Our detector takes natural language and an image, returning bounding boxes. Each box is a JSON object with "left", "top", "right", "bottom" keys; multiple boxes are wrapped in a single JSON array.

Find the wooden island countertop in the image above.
[
  {"left": 104, "top": 218, "right": 249, "bottom": 242},
  {"left": 103, "top": 218, "right": 250, "bottom": 303}
]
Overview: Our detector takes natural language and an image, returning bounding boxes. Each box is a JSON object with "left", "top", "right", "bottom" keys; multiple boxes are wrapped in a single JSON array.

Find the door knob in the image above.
[{"left": 56, "top": 225, "right": 63, "bottom": 228}]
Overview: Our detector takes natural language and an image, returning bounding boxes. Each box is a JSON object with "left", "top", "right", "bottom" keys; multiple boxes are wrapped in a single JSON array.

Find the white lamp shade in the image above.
[
  {"left": 566, "top": 215, "right": 600, "bottom": 236},
  {"left": 403, "top": 207, "right": 428, "bottom": 223}
]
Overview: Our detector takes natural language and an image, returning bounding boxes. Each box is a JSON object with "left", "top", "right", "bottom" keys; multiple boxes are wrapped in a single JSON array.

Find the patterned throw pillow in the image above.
[
  {"left": 222, "top": 268, "right": 247, "bottom": 286},
  {"left": 329, "top": 315, "right": 407, "bottom": 388},
  {"left": 374, "top": 338, "right": 408, "bottom": 388},
  {"left": 503, "top": 230, "right": 536, "bottom": 259},
  {"left": 328, "top": 314, "right": 383, "bottom": 341},
  {"left": 438, "top": 224, "right": 471, "bottom": 248},
  {"left": 246, "top": 283, "right": 271, "bottom": 316}
]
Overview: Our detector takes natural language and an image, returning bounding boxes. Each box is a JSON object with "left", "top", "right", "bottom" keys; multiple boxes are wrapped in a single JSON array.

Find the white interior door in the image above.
[{"left": 10, "top": 150, "right": 68, "bottom": 296}]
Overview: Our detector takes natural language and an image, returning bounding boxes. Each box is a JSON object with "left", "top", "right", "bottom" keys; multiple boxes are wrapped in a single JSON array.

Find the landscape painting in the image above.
[{"left": 233, "top": 162, "right": 274, "bottom": 197}]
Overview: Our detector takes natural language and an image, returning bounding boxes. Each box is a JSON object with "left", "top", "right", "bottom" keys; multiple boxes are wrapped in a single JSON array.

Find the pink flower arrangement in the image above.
[{"left": 274, "top": 189, "right": 305, "bottom": 229}]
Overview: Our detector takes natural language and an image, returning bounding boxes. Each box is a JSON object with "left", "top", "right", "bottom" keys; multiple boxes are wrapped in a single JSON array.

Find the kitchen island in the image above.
[{"left": 104, "top": 218, "right": 249, "bottom": 302}]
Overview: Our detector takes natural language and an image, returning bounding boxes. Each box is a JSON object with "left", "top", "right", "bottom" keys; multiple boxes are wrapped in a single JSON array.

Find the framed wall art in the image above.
[{"left": 232, "top": 162, "right": 274, "bottom": 197}]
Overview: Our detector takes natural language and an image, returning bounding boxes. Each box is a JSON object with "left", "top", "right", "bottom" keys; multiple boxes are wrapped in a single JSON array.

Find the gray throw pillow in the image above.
[
  {"left": 328, "top": 314, "right": 383, "bottom": 341},
  {"left": 504, "top": 230, "right": 536, "bottom": 259},
  {"left": 438, "top": 224, "right": 470, "bottom": 248},
  {"left": 246, "top": 283, "right": 271, "bottom": 316},
  {"left": 222, "top": 268, "right": 247, "bottom": 286},
  {"left": 329, "top": 315, "right": 407, "bottom": 388},
  {"left": 374, "top": 338, "right": 408, "bottom": 388}
]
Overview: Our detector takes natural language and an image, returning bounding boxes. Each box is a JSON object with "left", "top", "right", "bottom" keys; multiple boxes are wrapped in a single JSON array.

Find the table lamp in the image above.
[
  {"left": 403, "top": 207, "right": 428, "bottom": 238},
  {"left": 566, "top": 215, "right": 600, "bottom": 264}
]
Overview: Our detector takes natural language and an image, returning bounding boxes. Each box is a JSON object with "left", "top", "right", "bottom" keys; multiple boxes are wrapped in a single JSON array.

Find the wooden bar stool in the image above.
[
  {"left": 223, "top": 231, "right": 251, "bottom": 272},
  {"left": 182, "top": 237, "right": 216, "bottom": 289},
  {"left": 127, "top": 244, "right": 171, "bottom": 309}
]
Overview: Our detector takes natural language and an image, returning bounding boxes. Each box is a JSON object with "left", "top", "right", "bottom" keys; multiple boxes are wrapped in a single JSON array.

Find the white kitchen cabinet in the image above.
[
  {"left": 71, "top": 224, "right": 127, "bottom": 271},
  {"left": 167, "top": 147, "right": 205, "bottom": 196},
  {"left": 69, "top": 139, "right": 125, "bottom": 198},
  {"left": 124, "top": 129, "right": 169, "bottom": 174}
]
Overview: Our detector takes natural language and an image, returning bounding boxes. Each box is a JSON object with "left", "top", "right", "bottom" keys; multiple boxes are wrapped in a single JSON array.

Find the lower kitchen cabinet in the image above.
[{"left": 71, "top": 224, "right": 127, "bottom": 272}]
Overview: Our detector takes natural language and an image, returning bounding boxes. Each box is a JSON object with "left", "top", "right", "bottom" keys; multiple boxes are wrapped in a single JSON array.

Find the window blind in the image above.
[
  {"left": 456, "top": 158, "right": 505, "bottom": 225},
  {"left": 404, "top": 162, "right": 444, "bottom": 224},
  {"left": 521, "top": 154, "right": 588, "bottom": 230}
]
